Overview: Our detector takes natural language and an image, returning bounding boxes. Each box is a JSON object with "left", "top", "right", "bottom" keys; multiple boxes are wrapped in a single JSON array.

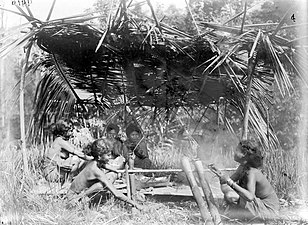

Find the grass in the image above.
[{"left": 0, "top": 138, "right": 307, "bottom": 225}]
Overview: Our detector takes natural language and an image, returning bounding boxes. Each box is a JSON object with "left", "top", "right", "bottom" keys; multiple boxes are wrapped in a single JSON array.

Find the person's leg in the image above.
[
  {"left": 238, "top": 197, "right": 278, "bottom": 220},
  {"left": 221, "top": 184, "right": 239, "bottom": 204},
  {"left": 84, "top": 182, "right": 106, "bottom": 196},
  {"left": 42, "top": 160, "right": 61, "bottom": 183},
  {"left": 85, "top": 182, "right": 111, "bottom": 207},
  {"left": 221, "top": 192, "right": 256, "bottom": 220},
  {"left": 106, "top": 171, "right": 118, "bottom": 184}
]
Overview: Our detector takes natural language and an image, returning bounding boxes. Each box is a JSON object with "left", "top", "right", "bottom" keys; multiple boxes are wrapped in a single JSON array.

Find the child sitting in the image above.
[
  {"left": 67, "top": 138, "right": 142, "bottom": 210},
  {"left": 209, "top": 140, "right": 279, "bottom": 220},
  {"left": 43, "top": 120, "right": 93, "bottom": 185}
]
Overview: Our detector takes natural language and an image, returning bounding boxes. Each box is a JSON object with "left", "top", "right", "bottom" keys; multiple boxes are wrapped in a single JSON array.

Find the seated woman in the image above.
[
  {"left": 124, "top": 123, "right": 152, "bottom": 169},
  {"left": 209, "top": 140, "right": 279, "bottom": 221},
  {"left": 105, "top": 123, "right": 125, "bottom": 169},
  {"left": 67, "top": 138, "right": 143, "bottom": 209},
  {"left": 43, "top": 120, "right": 93, "bottom": 185}
]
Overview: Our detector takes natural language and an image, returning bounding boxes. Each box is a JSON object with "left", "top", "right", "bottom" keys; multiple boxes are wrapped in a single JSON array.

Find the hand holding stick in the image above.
[{"left": 208, "top": 164, "right": 234, "bottom": 187}]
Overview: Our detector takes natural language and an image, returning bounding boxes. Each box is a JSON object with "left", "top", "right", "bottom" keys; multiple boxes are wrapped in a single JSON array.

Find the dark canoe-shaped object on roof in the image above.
[{"left": 35, "top": 22, "right": 233, "bottom": 108}]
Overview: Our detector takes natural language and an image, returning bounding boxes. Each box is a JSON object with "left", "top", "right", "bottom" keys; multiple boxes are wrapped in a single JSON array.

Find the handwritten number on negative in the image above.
[{"left": 291, "top": 14, "right": 296, "bottom": 22}]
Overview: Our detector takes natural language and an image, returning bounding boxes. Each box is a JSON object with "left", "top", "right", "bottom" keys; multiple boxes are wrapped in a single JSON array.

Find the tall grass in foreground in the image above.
[
  {"left": 0, "top": 138, "right": 303, "bottom": 225},
  {"left": 0, "top": 140, "right": 204, "bottom": 225},
  {"left": 0, "top": 142, "right": 26, "bottom": 224}
]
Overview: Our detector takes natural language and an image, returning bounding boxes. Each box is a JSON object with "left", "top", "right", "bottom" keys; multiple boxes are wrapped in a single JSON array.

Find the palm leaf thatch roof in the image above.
[{"left": 0, "top": 0, "right": 306, "bottom": 148}]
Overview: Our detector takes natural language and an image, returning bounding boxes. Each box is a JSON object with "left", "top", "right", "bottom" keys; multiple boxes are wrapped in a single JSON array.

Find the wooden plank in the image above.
[{"left": 116, "top": 168, "right": 237, "bottom": 173}]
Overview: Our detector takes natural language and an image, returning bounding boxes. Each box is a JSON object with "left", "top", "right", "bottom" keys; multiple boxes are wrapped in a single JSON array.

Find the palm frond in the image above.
[
  {"left": 0, "top": 7, "right": 42, "bottom": 23},
  {"left": 0, "top": 30, "right": 38, "bottom": 57},
  {"left": 262, "top": 34, "right": 293, "bottom": 96}
]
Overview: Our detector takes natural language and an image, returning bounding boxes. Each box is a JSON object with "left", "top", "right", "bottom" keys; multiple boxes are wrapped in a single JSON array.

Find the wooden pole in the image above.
[
  {"left": 181, "top": 156, "right": 214, "bottom": 225},
  {"left": 240, "top": 0, "right": 247, "bottom": 34},
  {"left": 194, "top": 160, "right": 222, "bottom": 225},
  {"left": 125, "top": 163, "right": 131, "bottom": 199},
  {"left": 242, "top": 30, "right": 261, "bottom": 140},
  {"left": 20, "top": 43, "right": 32, "bottom": 175},
  {"left": 128, "top": 154, "right": 136, "bottom": 200},
  {"left": 116, "top": 168, "right": 237, "bottom": 174},
  {"left": 242, "top": 70, "right": 253, "bottom": 141}
]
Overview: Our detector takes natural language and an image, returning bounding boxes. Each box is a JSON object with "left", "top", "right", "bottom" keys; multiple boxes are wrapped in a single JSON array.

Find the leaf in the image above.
[
  {"left": 0, "top": 30, "right": 38, "bottom": 58},
  {"left": 262, "top": 34, "right": 293, "bottom": 96}
]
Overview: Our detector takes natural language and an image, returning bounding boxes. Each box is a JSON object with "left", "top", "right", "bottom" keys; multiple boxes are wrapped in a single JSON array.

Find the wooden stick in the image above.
[
  {"left": 128, "top": 155, "right": 136, "bottom": 200},
  {"left": 125, "top": 163, "right": 131, "bottom": 199},
  {"left": 195, "top": 160, "right": 222, "bottom": 225},
  {"left": 181, "top": 156, "right": 214, "bottom": 225},
  {"left": 20, "top": 43, "right": 32, "bottom": 177}
]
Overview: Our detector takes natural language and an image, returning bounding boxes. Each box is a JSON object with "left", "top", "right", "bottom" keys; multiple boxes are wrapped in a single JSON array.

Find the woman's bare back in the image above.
[
  {"left": 248, "top": 168, "right": 276, "bottom": 199},
  {"left": 70, "top": 161, "right": 100, "bottom": 193}
]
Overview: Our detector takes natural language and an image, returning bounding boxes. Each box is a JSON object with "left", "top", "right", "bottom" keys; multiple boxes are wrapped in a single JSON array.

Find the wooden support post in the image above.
[
  {"left": 242, "top": 70, "right": 253, "bottom": 141},
  {"left": 20, "top": 44, "right": 32, "bottom": 176},
  {"left": 242, "top": 30, "right": 261, "bottom": 140},
  {"left": 181, "top": 156, "right": 214, "bottom": 225},
  {"left": 128, "top": 154, "right": 136, "bottom": 200},
  {"left": 194, "top": 160, "right": 222, "bottom": 225},
  {"left": 125, "top": 163, "right": 131, "bottom": 199}
]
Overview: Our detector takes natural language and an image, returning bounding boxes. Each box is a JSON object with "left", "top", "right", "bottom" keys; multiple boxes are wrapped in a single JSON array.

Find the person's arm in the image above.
[
  {"left": 101, "top": 163, "right": 118, "bottom": 173},
  {"left": 58, "top": 138, "right": 93, "bottom": 161},
  {"left": 122, "top": 143, "right": 130, "bottom": 162},
  {"left": 209, "top": 164, "right": 255, "bottom": 201},
  {"left": 230, "top": 165, "right": 244, "bottom": 182},
  {"left": 93, "top": 166, "right": 143, "bottom": 209},
  {"left": 222, "top": 170, "right": 256, "bottom": 202},
  {"left": 112, "top": 141, "right": 121, "bottom": 157},
  {"left": 134, "top": 142, "right": 149, "bottom": 159}
]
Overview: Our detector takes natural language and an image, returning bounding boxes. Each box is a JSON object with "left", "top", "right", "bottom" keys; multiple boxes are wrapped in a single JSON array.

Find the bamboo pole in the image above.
[
  {"left": 181, "top": 156, "right": 214, "bottom": 225},
  {"left": 194, "top": 160, "right": 222, "bottom": 225}
]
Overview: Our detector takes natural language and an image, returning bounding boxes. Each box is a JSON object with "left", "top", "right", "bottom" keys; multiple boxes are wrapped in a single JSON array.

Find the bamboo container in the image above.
[
  {"left": 194, "top": 160, "right": 222, "bottom": 225},
  {"left": 181, "top": 156, "right": 214, "bottom": 225}
]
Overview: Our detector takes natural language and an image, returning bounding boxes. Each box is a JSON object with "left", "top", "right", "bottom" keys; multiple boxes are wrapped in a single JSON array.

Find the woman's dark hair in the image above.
[
  {"left": 91, "top": 138, "right": 112, "bottom": 160},
  {"left": 106, "top": 123, "right": 119, "bottom": 134},
  {"left": 50, "top": 120, "right": 71, "bottom": 137},
  {"left": 125, "top": 123, "right": 141, "bottom": 137},
  {"left": 239, "top": 140, "right": 263, "bottom": 168}
]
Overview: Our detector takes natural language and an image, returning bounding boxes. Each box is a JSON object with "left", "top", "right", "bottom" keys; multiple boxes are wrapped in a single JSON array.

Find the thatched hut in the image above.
[{"left": 0, "top": 0, "right": 305, "bottom": 148}]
